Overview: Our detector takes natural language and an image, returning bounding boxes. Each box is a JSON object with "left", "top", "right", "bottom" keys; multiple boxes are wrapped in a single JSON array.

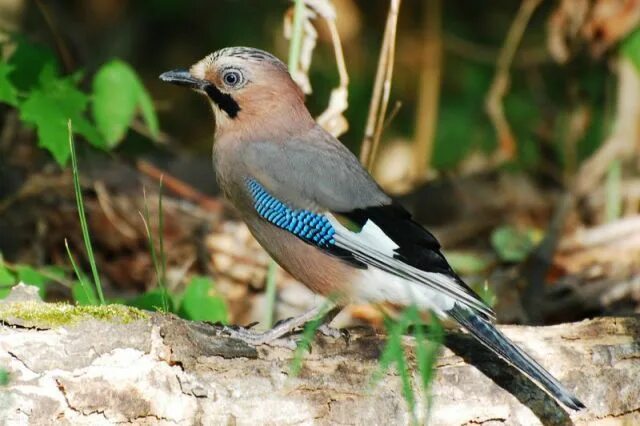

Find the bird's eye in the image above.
[{"left": 222, "top": 69, "right": 243, "bottom": 88}]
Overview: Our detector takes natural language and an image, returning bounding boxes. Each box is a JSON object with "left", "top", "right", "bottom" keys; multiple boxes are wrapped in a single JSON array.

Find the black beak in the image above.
[{"left": 159, "top": 69, "right": 206, "bottom": 89}]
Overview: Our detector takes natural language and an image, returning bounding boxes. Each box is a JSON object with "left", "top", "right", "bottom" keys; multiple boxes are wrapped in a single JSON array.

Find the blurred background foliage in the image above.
[
  {"left": 0, "top": 0, "right": 639, "bottom": 327},
  {"left": 0, "top": 0, "right": 614, "bottom": 170}
]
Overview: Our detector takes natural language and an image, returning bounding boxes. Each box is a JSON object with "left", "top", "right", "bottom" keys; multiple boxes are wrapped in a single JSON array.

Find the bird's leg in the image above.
[
  {"left": 219, "top": 302, "right": 338, "bottom": 347},
  {"left": 316, "top": 307, "right": 348, "bottom": 340}
]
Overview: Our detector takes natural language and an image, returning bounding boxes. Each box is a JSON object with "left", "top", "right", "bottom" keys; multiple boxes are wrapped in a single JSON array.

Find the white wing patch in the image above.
[
  {"left": 352, "top": 267, "right": 455, "bottom": 314},
  {"left": 348, "top": 218, "right": 399, "bottom": 254},
  {"left": 327, "top": 214, "right": 494, "bottom": 319}
]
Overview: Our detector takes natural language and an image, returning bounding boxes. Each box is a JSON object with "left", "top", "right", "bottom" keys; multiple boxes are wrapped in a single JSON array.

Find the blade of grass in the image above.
[
  {"left": 157, "top": 177, "right": 169, "bottom": 312},
  {"left": 414, "top": 313, "right": 443, "bottom": 422},
  {"left": 370, "top": 309, "right": 417, "bottom": 423},
  {"left": 371, "top": 306, "right": 443, "bottom": 424},
  {"left": 605, "top": 159, "right": 622, "bottom": 222},
  {"left": 264, "top": 260, "right": 277, "bottom": 328},
  {"left": 395, "top": 341, "right": 417, "bottom": 425},
  {"left": 68, "top": 120, "right": 105, "bottom": 305},
  {"left": 287, "top": 0, "right": 306, "bottom": 73},
  {"left": 288, "top": 301, "right": 333, "bottom": 376},
  {"left": 269, "top": 0, "right": 308, "bottom": 329},
  {"left": 140, "top": 187, "right": 168, "bottom": 313},
  {"left": 371, "top": 312, "right": 406, "bottom": 385},
  {"left": 64, "top": 238, "right": 98, "bottom": 305}
]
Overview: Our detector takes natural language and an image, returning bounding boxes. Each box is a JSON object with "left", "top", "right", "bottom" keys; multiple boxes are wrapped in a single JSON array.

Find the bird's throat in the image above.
[{"left": 205, "top": 84, "right": 240, "bottom": 118}]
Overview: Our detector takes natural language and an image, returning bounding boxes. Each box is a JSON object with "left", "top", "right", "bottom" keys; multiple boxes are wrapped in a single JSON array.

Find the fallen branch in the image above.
[
  {"left": 0, "top": 285, "right": 638, "bottom": 425},
  {"left": 136, "top": 159, "right": 223, "bottom": 213}
]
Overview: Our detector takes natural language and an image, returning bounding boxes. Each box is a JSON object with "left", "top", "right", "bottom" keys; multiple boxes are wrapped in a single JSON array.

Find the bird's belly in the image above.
[
  {"left": 245, "top": 218, "right": 356, "bottom": 303},
  {"left": 351, "top": 267, "right": 455, "bottom": 315},
  {"left": 244, "top": 217, "right": 457, "bottom": 313}
]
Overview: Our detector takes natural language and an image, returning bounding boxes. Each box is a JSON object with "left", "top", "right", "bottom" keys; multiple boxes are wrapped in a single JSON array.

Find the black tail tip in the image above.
[{"left": 564, "top": 395, "right": 586, "bottom": 411}]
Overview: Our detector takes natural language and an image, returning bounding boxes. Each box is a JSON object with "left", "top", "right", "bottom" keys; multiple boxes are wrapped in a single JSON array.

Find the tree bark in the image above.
[{"left": 0, "top": 285, "right": 638, "bottom": 425}]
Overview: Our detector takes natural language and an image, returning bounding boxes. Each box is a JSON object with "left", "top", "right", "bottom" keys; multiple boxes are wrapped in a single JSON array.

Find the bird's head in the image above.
[{"left": 160, "top": 47, "right": 312, "bottom": 139}]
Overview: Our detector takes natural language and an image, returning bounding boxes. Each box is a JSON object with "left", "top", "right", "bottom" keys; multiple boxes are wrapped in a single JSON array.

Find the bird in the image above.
[{"left": 160, "top": 46, "right": 585, "bottom": 411}]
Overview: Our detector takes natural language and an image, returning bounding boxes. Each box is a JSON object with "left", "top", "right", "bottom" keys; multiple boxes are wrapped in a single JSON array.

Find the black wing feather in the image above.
[{"left": 340, "top": 203, "right": 485, "bottom": 307}]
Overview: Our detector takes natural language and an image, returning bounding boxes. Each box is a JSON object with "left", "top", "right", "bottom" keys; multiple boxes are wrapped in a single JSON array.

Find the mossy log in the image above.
[{"left": 0, "top": 284, "right": 639, "bottom": 425}]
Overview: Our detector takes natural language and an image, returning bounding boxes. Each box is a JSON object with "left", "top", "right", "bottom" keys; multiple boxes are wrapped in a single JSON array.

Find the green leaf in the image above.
[
  {"left": 445, "top": 251, "right": 493, "bottom": 275},
  {"left": 42, "top": 265, "right": 66, "bottom": 280},
  {"left": 74, "top": 116, "right": 106, "bottom": 150},
  {"left": 15, "top": 265, "right": 49, "bottom": 298},
  {"left": 92, "top": 60, "right": 159, "bottom": 147},
  {"left": 72, "top": 281, "right": 98, "bottom": 306},
  {"left": 178, "top": 276, "right": 228, "bottom": 323},
  {"left": 0, "top": 368, "right": 9, "bottom": 386},
  {"left": 490, "top": 225, "right": 541, "bottom": 263},
  {"left": 0, "top": 264, "right": 17, "bottom": 299},
  {"left": 128, "top": 288, "right": 175, "bottom": 312},
  {"left": 92, "top": 60, "right": 140, "bottom": 146},
  {"left": 137, "top": 85, "right": 159, "bottom": 139},
  {"left": 0, "top": 62, "right": 18, "bottom": 106},
  {"left": 19, "top": 65, "right": 101, "bottom": 164},
  {"left": 622, "top": 28, "right": 640, "bottom": 72},
  {"left": 0, "top": 264, "right": 16, "bottom": 286},
  {"left": 7, "top": 37, "right": 59, "bottom": 91},
  {"left": 474, "top": 281, "right": 497, "bottom": 308}
]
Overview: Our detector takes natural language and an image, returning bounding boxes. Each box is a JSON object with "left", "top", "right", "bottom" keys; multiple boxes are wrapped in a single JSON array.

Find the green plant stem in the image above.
[
  {"left": 266, "top": 0, "right": 307, "bottom": 327},
  {"left": 370, "top": 306, "right": 443, "bottom": 425},
  {"left": 68, "top": 120, "right": 105, "bottom": 305},
  {"left": 288, "top": 301, "right": 333, "bottom": 376},
  {"left": 157, "top": 177, "right": 169, "bottom": 312},
  {"left": 605, "top": 159, "right": 622, "bottom": 222},
  {"left": 65, "top": 239, "right": 97, "bottom": 305},
  {"left": 140, "top": 187, "right": 169, "bottom": 313},
  {"left": 264, "top": 260, "right": 277, "bottom": 328},
  {"left": 287, "top": 0, "right": 306, "bottom": 73}
]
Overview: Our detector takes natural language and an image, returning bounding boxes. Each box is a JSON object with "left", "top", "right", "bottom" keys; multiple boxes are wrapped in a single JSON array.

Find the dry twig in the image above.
[
  {"left": 93, "top": 181, "right": 138, "bottom": 240},
  {"left": 413, "top": 0, "right": 442, "bottom": 183},
  {"left": 360, "top": 0, "right": 402, "bottom": 170},
  {"left": 284, "top": 0, "right": 351, "bottom": 138},
  {"left": 34, "top": 0, "right": 75, "bottom": 72},
  {"left": 136, "top": 160, "right": 223, "bottom": 213},
  {"left": 485, "top": 0, "right": 542, "bottom": 162},
  {"left": 315, "top": 14, "right": 350, "bottom": 137},
  {"left": 574, "top": 57, "right": 640, "bottom": 197}
]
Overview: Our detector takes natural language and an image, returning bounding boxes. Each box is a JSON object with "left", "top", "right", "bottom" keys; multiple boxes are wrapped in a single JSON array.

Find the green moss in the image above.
[{"left": 0, "top": 301, "right": 149, "bottom": 328}]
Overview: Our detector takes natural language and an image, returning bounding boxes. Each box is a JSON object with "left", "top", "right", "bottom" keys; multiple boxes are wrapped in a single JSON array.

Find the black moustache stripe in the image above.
[{"left": 204, "top": 84, "right": 240, "bottom": 118}]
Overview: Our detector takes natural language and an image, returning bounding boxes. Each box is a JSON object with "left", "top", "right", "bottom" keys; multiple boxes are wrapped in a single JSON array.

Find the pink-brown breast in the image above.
[{"left": 244, "top": 215, "right": 356, "bottom": 305}]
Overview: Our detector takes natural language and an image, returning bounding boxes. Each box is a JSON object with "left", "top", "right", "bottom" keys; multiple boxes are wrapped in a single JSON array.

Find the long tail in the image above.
[{"left": 448, "top": 305, "right": 585, "bottom": 410}]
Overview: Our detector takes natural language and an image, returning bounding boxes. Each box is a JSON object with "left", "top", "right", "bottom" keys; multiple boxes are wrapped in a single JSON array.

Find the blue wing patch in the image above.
[{"left": 246, "top": 179, "right": 335, "bottom": 248}]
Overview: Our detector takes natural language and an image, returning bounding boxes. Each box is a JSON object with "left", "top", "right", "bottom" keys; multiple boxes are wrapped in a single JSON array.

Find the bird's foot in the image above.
[
  {"left": 213, "top": 304, "right": 339, "bottom": 350},
  {"left": 218, "top": 324, "right": 298, "bottom": 349},
  {"left": 318, "top": 324, "right": 350, "bottom": 343}
]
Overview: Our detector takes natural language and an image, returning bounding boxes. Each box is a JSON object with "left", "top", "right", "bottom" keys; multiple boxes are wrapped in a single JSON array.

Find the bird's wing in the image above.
[
  {"left": 241, "top": 127, "right": 390, "bottom": 212},
  {"left": 242, "top": 127, "right": 494, "bottom": 318}
]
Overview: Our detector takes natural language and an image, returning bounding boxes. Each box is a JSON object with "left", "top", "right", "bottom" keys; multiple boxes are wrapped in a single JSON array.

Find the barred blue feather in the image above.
[{"left": 246, "top": 179, "right": 336, "bottom": 248}]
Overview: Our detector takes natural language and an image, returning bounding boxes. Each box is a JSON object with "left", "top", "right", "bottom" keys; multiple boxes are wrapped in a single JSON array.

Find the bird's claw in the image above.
[
  {"left": 273, "top": 317, "right": 294, "bottom": 328},
  {"left": 217, "top": 324, "right": 298, "bottom": 349},
  {"left": 318, "top": 324, "right": 350, "bottom": 344}
]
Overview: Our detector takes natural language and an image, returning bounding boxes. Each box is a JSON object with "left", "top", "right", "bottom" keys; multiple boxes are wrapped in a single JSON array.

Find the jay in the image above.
[{"left": 160, "top": 47, "right": 584, "bottom": 410}]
